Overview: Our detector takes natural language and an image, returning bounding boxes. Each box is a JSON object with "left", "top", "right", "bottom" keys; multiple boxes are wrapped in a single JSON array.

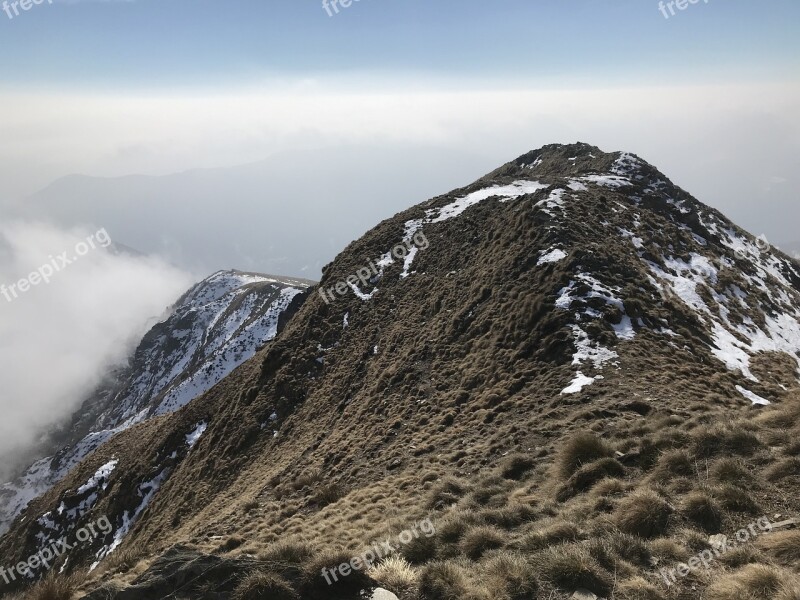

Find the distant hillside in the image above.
[
  {"left": 0, "top": 270, "right": 310, "bottom": 537},
  {"left": 21, "top": 145, "right": 492, "bottom": 278}
]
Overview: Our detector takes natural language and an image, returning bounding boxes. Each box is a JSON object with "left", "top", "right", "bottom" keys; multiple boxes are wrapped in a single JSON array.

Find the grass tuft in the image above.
[
  {"left": 614, "top": 490, "right": 673, "bottom": 538},
  {"left": 459, "top": 525, "right": 505, "bottom": 559},
  {"left": 554, "top": 432, "right": 614, "bottom": 480},
  {"left": 233, "top": 572, "right": 299, "bottom": 600}
]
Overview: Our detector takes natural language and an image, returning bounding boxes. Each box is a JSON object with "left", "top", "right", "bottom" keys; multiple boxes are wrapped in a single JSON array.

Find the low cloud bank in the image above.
[{"left": 0, "top": 220, "right": 194, "bottom": 480}]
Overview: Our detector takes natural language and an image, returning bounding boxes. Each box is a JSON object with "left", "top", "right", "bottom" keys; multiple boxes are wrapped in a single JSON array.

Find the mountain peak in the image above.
[{"left": 3, "top": 145, "right": 800, "bottom": 600}]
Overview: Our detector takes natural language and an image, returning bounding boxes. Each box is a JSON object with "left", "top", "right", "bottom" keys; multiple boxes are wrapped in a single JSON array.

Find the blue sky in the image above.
[{"left": 0, "top": 0, "right": 797, "bottom": 88}]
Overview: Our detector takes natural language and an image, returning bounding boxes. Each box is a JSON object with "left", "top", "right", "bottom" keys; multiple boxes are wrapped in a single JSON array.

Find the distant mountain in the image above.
[
  {"left": 20, "top": 145, "right": 492, "bottom": 278},
  {"left": 0, "top": 270, "right": 310, "bottom": 535},
  {"left": 3, "top": 144, "right": 800, "bottom": 599}
]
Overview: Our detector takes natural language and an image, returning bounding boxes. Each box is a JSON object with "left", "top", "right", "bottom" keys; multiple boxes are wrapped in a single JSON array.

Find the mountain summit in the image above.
[{"left": 3, "top": 143, "right": 800, "bottom": 600}]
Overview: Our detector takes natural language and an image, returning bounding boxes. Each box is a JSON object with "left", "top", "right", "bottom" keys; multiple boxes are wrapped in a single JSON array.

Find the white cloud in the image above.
[{"left": 0, "top": 221, "right": 193, "bottom": 479}]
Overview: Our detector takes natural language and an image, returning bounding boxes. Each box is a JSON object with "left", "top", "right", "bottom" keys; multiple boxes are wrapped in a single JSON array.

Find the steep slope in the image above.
[
  {"left": 0, "top": 270, "right": 311, "bottom": 536},
  {"left": 3, "top": 144, "right": 800, "bottom": 600}
]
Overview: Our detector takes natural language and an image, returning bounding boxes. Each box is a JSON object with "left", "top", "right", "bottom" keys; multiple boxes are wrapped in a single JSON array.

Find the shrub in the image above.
[
  {"left": 681, "top": 490, "right": 722, "bottom": 533},
  {"left": 233, "top": 572, "right": 299, "bottom": 600},
  {"left": 500, "top": 454, "right": 536, "bottom": 480},
  {"left": 706, "top": 564, "right": 786, "bottom": 600},
  {"left": 614, "top": 490, "right": 673, "bottom": 538},
  {"left": 532, "top": 544, "right": 612, "bottom": 595},
  {"left": 459, "top": 526, "right": 505, "bottom": 559},
  {"left": 554, "top": 432, "right": 614, "bottom": 480},
  {"left": 418, "top": 560, "right": 471, "bottom": 600}
]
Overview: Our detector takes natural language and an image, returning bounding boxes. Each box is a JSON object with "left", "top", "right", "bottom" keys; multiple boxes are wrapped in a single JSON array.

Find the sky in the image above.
[
  {"left": 0, "top": 0, "right": 797, "bottom": 86},
  {"left": 0, "top": 0, "right": 798, "bottom": 473}
]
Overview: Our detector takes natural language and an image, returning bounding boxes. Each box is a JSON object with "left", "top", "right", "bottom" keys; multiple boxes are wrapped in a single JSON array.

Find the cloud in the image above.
[
  {"left": 0, "top": 80, "right": 797, "bottom": 242},
  {"left": 0, "top": 221, "right": 193, "bottom": 479}
]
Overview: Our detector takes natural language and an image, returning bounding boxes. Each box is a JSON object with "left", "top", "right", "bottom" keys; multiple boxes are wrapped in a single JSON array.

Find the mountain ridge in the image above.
[
  {"left": 0, "top": 270, "right": 311, "bottom": 537},
  {"left": 3, "top": 143, "right": 800, "bottom": 600}
]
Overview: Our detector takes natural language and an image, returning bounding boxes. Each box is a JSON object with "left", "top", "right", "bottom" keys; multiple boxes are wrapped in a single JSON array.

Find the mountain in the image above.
[
  {"left": 3, "top": 143, "right": 800, "bottom": 600},
  {"left": 0, "top": 270, "right": 311, "bottom": 537},
  {"left": 19, "top": 145, "right": 493, "bottom": 278}
]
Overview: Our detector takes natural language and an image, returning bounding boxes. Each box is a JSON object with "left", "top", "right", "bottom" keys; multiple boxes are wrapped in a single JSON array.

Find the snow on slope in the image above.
[
  {"left": 542, "top": 151, "right": 800, "bottom": 393},
  {"left": 345, "top": 147, "right": 800, "bottom": 398},
  {"left": 0, "top": 271, "right": 309, "bottom": 536}
]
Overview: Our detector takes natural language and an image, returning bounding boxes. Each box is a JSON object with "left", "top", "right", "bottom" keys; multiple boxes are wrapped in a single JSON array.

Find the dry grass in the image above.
[
  {"left": 692, "top": 424, "right": 762, "bottom": 458},
  {"left": 418, "top": 560, "right": 472, "bottom": 600},
  {"left": 532, "top": 544, "right": 612, "bottom": 595},
  {"left": 499, "top": 453, "right": 536, "bottom": 480},
  {"left": 681, "top": 490, "right": 722, "bottom": 533},
  {"left": 756, "top": 530, "right": 800, "bottom": 567},
  {"left": 482, "top": 552, "right": 538, "bottom": 600},
  {"left": 232, "top": 572, "right": 299, "bottom": 600},
  {"left": 459, "top": 525, "right": 505, "bottom": 559},
  {"left": 554, "top": 432, "right": 614, "bottom": 480},
  {"left": 615, "top": 576, "right": 666, "bottom": 600},
  {"left": 92, "top": 545, "right": 145, "bottom": 577},
  {"left": 521, "top": 521, "right": 581, "bottom": 551},
  {"left": 259, "top": 538, "right": 315, "bottom": 566},
  {"left": 765, "top": 457, "right": 800, "bottom": 482},
  {"left": 368, "top": 556, "right": 418, "bottom": 598},
  {"left": 20, "top": 573, "right": 85, "bottom": 600},
  {"left": 706, "top": 564, "right": 791, "bottom": 600},
  {"left": 614, "top": 490, "right": 673, "bottom": 538}
]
